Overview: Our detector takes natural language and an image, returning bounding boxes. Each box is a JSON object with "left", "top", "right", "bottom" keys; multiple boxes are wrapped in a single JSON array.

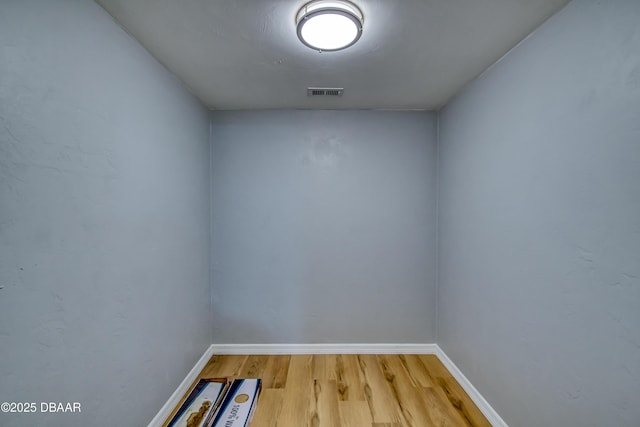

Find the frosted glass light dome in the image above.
[{"left": 296, "top": 1, "right": 364, "bottom": 52}]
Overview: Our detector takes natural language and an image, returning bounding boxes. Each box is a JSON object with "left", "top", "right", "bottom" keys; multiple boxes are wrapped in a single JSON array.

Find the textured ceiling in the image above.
[{"left": 96, "top": 0, "right": 570, "bottom": 110}]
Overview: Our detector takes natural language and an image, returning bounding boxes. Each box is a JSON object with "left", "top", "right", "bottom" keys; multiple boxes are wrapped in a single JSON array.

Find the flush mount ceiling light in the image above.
[{"left": 296, "top": 0, "right": 364, "bottom": 52}]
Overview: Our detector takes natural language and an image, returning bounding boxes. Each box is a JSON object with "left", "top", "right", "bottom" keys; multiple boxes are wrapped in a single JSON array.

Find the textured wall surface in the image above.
[
  {"left": 211, "top": 111, "right": 437, "bottom": 343},
  {"left": 438, "top": 0, "right": 640, "bottom": 426},
  {"left": 0, "top": 1, "right": 211, "bottom": 426}
]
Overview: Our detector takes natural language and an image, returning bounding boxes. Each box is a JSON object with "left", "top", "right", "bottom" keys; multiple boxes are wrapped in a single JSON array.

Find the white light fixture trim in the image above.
[{"left": 296, "top": 0, "right": 363, "bottom": 52}]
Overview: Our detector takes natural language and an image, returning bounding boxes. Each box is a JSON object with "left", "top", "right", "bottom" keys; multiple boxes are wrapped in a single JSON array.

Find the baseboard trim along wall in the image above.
[
  {"left": 147, "top": 344, "right": 216, "bottom": 427},
  {"left": 434, "top": 347, "right": 509, "bottom": 427},
  {"left": 148, "top": 343, "right": 507, "bottom": 427},
  {"left": 210, "top": 343, "right": 439, "bottom": 355}
]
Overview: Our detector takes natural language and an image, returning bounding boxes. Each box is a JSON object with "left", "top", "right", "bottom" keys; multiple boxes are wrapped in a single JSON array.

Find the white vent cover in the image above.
[{"left": 307, "top": 87, "right": 344, "bottom": 97}]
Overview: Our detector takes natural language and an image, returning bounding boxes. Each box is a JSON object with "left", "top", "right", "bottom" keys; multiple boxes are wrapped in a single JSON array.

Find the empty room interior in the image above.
[{"left": 1, "top": 0, "right": 639, "bottom": 426}]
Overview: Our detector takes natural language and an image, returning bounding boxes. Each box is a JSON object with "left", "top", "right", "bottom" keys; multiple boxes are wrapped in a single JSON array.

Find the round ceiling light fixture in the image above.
[{"left": 296, "top": 0, "right": 364, "bottom": 52}]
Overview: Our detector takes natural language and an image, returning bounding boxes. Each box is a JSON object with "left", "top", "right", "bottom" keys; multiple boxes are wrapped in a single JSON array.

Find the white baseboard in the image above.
[
  {"left": 210, "top": 343, "right": 439, "bottom": 355},
  {"left": 149, "top": 343, "right": 507, "bottom": 427},
  {"left": 147, "top": 344, "right": 216, "bottom": 427},
  {"left": 434, "top": 345, "right": 508, "bottom": 427}
]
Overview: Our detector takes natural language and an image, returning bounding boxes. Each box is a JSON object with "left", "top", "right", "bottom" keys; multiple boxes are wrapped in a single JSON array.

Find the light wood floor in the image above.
[{"left": 163, "top": 354, "right": 491, "bottom": 427}]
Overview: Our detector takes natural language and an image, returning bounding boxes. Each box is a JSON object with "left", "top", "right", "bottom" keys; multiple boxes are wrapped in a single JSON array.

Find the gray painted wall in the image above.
[
  {"left": 211, "top": 111, "right": 437, "bottom": 343},
  {"left": 0, "top": 1, "right": 211, "bottom": 426},
  {"left": 438, "top": 0, "right": 640, "bottom": 426}
]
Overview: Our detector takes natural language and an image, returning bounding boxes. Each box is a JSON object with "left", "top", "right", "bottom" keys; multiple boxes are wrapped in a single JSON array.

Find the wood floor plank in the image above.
[
  {"left": 357, "top": 354, "right": 405, "bottom": 425},
  {"left": 277, "top": 355, "right": 314, "bottom": 426},
  {"left": 423, "top": 386, "right": 469, "bottom": 426},
  {"left": 312, "top": 379, "right": 341, "bottom": 427},
  {"left": 312, "top": 354, "right": 337, "bottom": 381},
  {"left": 200, "top": 354, "right": 247, "bottom": 378},
  {"left": 335, "top": 354, "right": 366, "bottom": 401},
  {"left": 435, "top": 376, "right": 491, "bottom": 427},
  {"left": 240, "top": 355, "right": 269, "bottom": 378},
  {"left": 250, "top": 389, "right": 284, "bottom": 427},
  {"left": 261, "top": 354, "right": 291, "bottom": 389},
  {"left": 339, "top": 401, "right": 373, "bottom": 427},
  {"left": 162, "top": 353, "right": 492, "bottom": 427},
  {"left": 400, "top": 354, "right": 437, "bottom": 388},
  {"left": 419, "top": 354, "right": 451, "bottom": 378},
  {"left": 418, "top": 355, "right": 491, "bottom": 427},
  {"left": 377, "top": 354, "right": 442, "bottom": 427}
]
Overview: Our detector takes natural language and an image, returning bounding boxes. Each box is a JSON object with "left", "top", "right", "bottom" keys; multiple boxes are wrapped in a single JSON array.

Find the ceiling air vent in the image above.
[{"left": 307, "top": 87, "right": 344, "bottom": 97}]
